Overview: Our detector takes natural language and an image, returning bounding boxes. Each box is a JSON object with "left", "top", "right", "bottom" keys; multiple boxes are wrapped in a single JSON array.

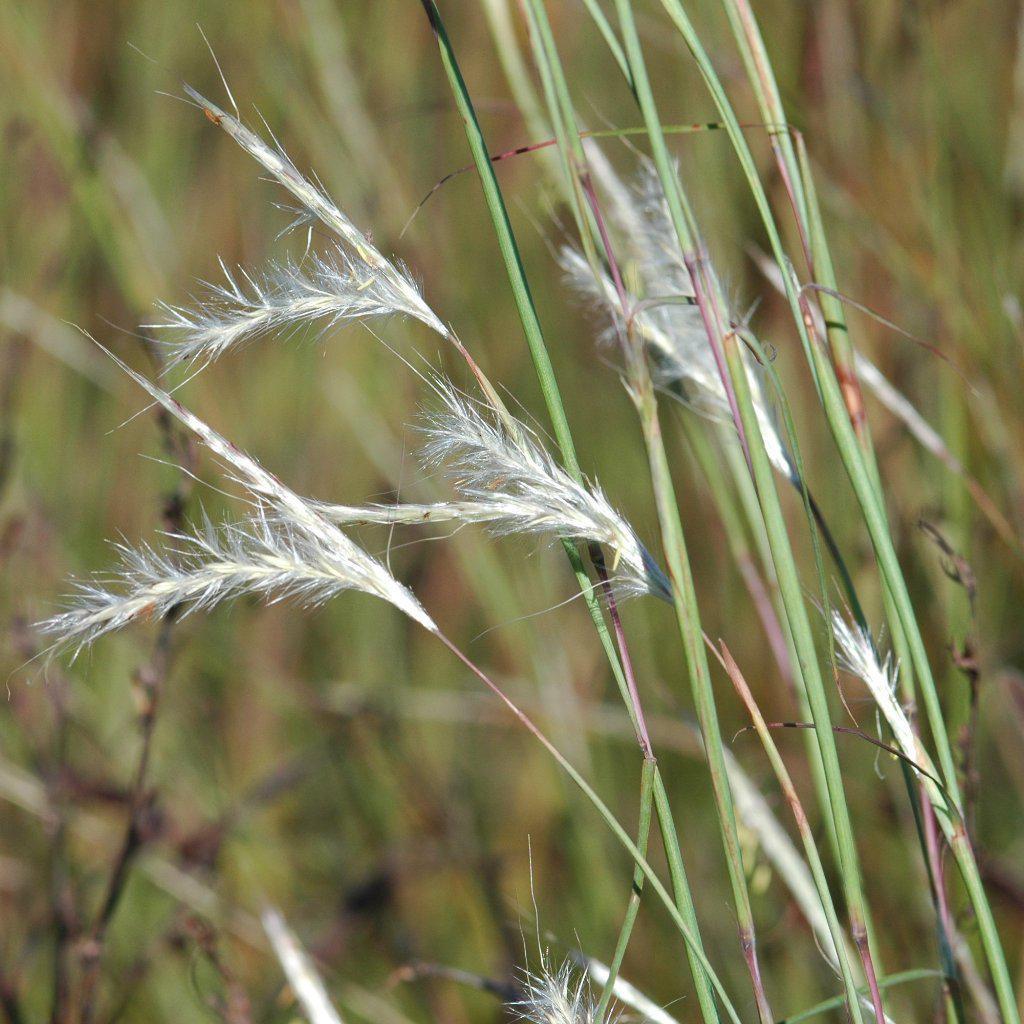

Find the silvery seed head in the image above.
[
  {"left": 38, "top": 509, "right": 417, "bottom": 656},
  {"left": 418, "top": 380, "right": 668, "bottom": 598},
  {"left": 151, "top": 245, "right": 442, "bottom": 371},
  {"left": 38, "top": 346, "right": 438, "bottom": 652},
  {"left": 565, "top": 154, "right": 795, "bottom": 481},
  {"left": 514, "top": 959, "right": 601, "bottom": 1024},
  {"left": 183, "top": 86, "right": 448, "bottom": 344},
  {"left": 830, "top": 609, "right": 915, "bottom": 759}
]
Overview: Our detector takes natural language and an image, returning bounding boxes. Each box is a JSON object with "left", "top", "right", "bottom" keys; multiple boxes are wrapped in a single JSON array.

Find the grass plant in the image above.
[{"left": 2, "top": 4, "right": 1022, "bottom": 1024}]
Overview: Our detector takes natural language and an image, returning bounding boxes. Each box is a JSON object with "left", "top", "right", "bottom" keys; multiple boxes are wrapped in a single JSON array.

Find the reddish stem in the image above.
[{"left": 851, "top": 919, "right": 888, "bottom": 1024}]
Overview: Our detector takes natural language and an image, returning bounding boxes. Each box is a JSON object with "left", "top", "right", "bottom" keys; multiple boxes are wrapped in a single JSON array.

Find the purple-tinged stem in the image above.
[
  {"left": 684, "top": 251, "right": 753, "bottom": 472},
  {"left": 590, "top": 545, "right": 653, "bottom": 760}
]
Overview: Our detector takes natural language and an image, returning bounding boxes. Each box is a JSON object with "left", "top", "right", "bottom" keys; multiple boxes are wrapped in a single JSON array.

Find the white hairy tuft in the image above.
[
  {"left": 514, "top": 959, "right": 600, "bottom": 1024},
  {"left": 38, "top": 511, "right": 393, "bottom": 656},
  {"left": 830, "top": 610, "right": 916, "bottom": 759},
  {"left": 37, "top": 347, "right": 437, "bottom": 650},
  {"left": 182, "top": 86, "right": 447, "bottom": 348},
  {"left": 565, "top": 156, "right": 794, "bottom": 480},
  {"left": 151, "top": 245, "right": 440, "bottom": 370},
  {"left": 417, "top": 382, "right": 661, "bottom": 597}
]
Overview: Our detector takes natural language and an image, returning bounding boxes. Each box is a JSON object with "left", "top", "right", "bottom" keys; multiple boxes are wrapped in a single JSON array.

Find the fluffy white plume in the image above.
[
  {"left": 412, "top": 382, "right": 665, "bottom": 597},
  {"left": 830, "top": 610, "right": 916, "bottom": 759},
  {"left": 561, "top": 244, "right": 792, "bottom": 480},
  {"left": 47, "top": 346, "right": 437, "bottom": 640},
  {"left": 568, "top": 154, "right": 794, "bottom": 480},
  {"left": 151, "top": 245, "right": 440, "bottom": 370},
  {"left": 515, "top": 959, "right": 599, "bottom": 1024},
  {"left": 38, "top": 512, "right": 393, "bottom": 656},
  {"left": 182, "top": 86, "right": 447, "bottom": 344}
]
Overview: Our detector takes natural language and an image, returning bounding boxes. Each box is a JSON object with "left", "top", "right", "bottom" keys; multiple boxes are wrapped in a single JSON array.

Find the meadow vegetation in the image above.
[{"left": 1, "top": 2, "right": 1023, "bottom": 1023}]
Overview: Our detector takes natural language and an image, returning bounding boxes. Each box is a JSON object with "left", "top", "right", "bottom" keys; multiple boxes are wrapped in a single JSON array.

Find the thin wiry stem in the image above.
[
  {"left": 436, "top": 632, "right": 743, "bottom": 1024},
  {"left": 831, "top": 611, "right": 1015, "bottom": 1024},
  {"left": 496, "top": 33, "right": 700, "bottom": 1018},
  {"left": 717, "top": 641, "right": 865, "bottom": 1024}
]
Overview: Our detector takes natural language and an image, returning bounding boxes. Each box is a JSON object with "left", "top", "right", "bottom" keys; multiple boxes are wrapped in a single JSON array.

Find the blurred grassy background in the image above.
[{"left": 1, "top": 1, "right": 1023, "bottom": 1021}]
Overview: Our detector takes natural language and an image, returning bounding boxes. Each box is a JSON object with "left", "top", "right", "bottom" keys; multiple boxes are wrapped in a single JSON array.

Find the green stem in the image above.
[
  {"left": 595, "top": 759, "right": 655, "bottom": 1023},
  {"left": 608, "top": 4, "right": 886, "bottom": 1021},
  {"left": 634, "top": 372, "right": 772, "bottom": 1024},
  {"left": 440, "top": 634, "right": 743, "bottom": 1024},
  {"left": 419, "top": 0, "right": 578, "bottom": 477},
  {"left": 651, "top": 772, "right": 721, "bottom": 1024},
  {"left": 521, "top": 0, "right": 599, "bottom": 265},
  {"left": 420, "top": 7, "right": 721, "bottom": 1017},
  {"left": 718, "top": 643, "right": 864, "bottom": 1024},
  {"left": 653, "top": 0, "right": 966, "bottom": 826},
  {"left": 777, "top": 970, "right": 945, "bottom": 1024}
]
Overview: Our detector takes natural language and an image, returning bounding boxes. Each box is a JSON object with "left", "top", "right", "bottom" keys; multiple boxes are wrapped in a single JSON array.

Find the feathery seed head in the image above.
[
  {"left": 563, "top": 158, "right": 794, "bottom": 480},
  {"left": 184, "top": 86, "right": 447, "bottom": 343},
  {"left": 421, "top": 381, "right": 666, "bottom": 598},
  {"left": 38, "top": 510, "right": 410, "bottom": 656},
  {"left": 830, "top": 610, "right": 916, "bottom": 758},
  {"left": 151, "top": 245, "right": 441, "bottom": 370},
  {"left": 185, "top": 85, "right": 366, "bottom": 255},
  {"left": 44, "top": 347, "right": 438, "bottom": 644},
  {"left": 515, "top": 959, "right": 601, "bottom": 1024}
]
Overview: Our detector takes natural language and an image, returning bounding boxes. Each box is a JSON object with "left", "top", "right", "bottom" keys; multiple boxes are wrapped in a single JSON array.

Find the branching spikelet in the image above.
[
  {"left": 38, "top": 511, "right": 391, "bottom": 656},
  {"left": 151, "top": 245, "right": 440, "bottom": 370},
  {"left": 416, "top": 381, "right": 665, "bottom": 597},
  {"left": 515, "top": 959, "right": 599, "bottom": 1024},
  {"left": 183, "top": 86, "right": 447, "bottom": 344},
  {"left": 830, "top": 610, "right": 916, "bottom": 759}
]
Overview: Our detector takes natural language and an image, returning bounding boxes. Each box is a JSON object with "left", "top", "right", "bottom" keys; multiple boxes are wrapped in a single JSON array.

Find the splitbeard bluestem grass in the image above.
[
  {"left": 38, "top": 349, "right": 438, "bottom": 652},
  {"left": 29, "top": 26, "right": 1020, "bottom": 1024}
]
